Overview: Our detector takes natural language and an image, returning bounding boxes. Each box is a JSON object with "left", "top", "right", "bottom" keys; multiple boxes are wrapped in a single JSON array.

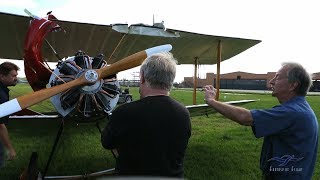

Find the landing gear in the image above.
[{"left": 21, "top": 117, "right": 116, "bottom": 180}]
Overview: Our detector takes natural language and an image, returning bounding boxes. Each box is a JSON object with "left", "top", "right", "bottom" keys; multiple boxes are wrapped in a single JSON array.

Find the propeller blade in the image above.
[
  {"left": 0, "top": 77, "right": 86, "bottom": 118},
  {"left": 0, "top": 44, "right": 172, "bottom": 118},
  {"left": 97, "top": 44, "right": 172, "bottom": 79}
]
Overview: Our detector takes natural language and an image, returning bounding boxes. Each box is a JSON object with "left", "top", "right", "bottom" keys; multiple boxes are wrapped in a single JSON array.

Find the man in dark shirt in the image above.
[
  {"left": 0, "top": 62, "right": 19, "bottom": 168},
  {"left": 203, "top": 62, "right": 318, "bottom": 180},
  {"left": 101, "top": 52, "right": 191, "bottom": 177}
]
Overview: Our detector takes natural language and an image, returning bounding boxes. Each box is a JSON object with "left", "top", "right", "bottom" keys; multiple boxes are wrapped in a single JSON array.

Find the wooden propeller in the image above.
[{"left": 0, "top": 44, "right": 172, "bottom": 118}]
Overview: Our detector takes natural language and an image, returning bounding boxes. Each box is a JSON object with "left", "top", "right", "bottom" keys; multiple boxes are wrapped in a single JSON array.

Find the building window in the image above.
[{"left": 237, "top": 75, "right": 241, "bottom": 80}]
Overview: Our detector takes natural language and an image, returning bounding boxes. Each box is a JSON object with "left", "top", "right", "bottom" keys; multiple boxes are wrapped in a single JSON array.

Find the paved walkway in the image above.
[
  {"left": 220, "top": 89, "right": 320, "bottom": 96},
  {"left": 174, "top": 88, "right": 320, "bottom": 96}
]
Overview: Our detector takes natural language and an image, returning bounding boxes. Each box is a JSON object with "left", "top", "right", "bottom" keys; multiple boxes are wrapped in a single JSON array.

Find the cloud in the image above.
[{"left": 0, "top": 0, "right": 37, "bottom": 8}]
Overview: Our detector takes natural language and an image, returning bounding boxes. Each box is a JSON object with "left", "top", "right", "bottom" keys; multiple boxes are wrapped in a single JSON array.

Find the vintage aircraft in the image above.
[
  {"left": 0, "top": 10, "right": 260, "bottom": 179},
  {"left": 0, "top": 10, "right": 261, "bottom": 119}
]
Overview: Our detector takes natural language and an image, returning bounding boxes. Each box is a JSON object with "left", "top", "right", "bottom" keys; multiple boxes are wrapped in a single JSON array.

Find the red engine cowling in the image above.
[
  {"left": 24, "top": 13, "right": 61, "bottom": 91},
  {"left": 23, "top": 12, "right": 121, "bottom": 120}
]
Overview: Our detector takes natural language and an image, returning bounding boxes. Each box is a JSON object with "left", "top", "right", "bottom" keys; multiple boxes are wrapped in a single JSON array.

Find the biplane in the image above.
[{"left": 0, "top": 10, "right": 260, "bottom": 179}]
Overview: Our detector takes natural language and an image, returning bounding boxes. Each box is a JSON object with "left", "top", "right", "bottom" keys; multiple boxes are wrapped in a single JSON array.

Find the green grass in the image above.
[{"left": 1, "top": 84, "right": 320, "bottom": 179}]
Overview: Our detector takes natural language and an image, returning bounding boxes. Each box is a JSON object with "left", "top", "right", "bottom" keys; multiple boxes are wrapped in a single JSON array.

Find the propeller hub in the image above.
[
  {"left": 80, "top": 79, "right": 103, "bottom": 94},
  {"left": 84, "top": 70, "right": 98, "bottom": 82}
]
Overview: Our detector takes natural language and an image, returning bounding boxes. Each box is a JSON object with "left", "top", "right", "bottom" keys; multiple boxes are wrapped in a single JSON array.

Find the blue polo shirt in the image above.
[
  {"left": 0, "top": 82, "right": 10, "bottom": 124},
  {"left": 251, "top": 96, "right": 318, "bottom": 180}
]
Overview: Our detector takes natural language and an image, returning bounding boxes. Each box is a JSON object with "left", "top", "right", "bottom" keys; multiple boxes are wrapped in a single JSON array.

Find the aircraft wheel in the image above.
[{"left": 125, "top": 96, "right": 132, "bottom": 103}]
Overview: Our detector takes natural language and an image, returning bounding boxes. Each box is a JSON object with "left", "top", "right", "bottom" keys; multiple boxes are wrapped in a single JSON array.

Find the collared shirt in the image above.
[
  {"left": 251, "top": 96, "right": 318, "bottom": 180},
  {"left": 0, "top": 82, "right": 9, "bottom": 124}
]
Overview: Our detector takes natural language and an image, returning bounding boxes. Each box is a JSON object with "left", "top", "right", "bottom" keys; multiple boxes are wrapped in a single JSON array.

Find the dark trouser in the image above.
[
  {"left": 264, "top": 174, "right": 274, "bottom": 180},
  {"left": 264, "top": 173, "right": 303, "bottom": 180},
  {"left": 0, "top": 142, "right": 5, "bottom": 168}
]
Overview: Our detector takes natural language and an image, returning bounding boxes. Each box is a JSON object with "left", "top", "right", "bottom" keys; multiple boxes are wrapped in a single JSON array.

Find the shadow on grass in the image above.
[
  {"left": 184, "top": 122, "right": 263, "bottom": 180},
  {"left": 2, "top": 118, "right": 114, "bottom": 179},
  {"left": 185, "top": 142, "right": 262, "bottom": 180}
]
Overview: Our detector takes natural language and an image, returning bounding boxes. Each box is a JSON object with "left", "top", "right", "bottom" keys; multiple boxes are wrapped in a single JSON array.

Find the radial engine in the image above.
[{"left": 49, "top": 51, "right": 120, "bottom": 121}]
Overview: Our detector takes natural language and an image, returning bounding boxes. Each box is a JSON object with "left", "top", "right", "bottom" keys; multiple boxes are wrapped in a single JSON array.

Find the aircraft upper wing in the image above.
[{"left": 0, "top": 11, "right": 261, "bottom": 65}]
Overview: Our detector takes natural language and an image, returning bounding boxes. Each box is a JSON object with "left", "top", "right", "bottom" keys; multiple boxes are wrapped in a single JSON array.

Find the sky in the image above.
[{"left": 0, "top": 0, "right": 319, "bottom": 83}]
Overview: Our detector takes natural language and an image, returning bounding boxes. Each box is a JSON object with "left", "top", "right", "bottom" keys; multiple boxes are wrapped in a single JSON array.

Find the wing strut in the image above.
[
  {"left": 192, "top": 40, "right": 222, "bottom": 105},
  {"left": 215, "top": 40, "right": 222, "bottom": 100},
  {"left": 192, "top": 57, "right": 198, "bottom": 105},
  {"left": 107, "top": 34, "right": 127, "bottom": 63}
]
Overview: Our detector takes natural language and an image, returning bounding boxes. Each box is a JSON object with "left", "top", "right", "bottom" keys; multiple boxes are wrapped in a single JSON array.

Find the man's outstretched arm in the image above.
[{"left": 203, "top": 85, "right": 253, "bottom": 126}]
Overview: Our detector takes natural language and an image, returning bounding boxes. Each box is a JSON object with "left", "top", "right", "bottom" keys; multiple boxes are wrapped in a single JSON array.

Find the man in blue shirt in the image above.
[
  {"left": 203, "top": 62, "right": 318, "bottom": 179},
  {"left": 0, "top": 62, "right": 19, "bottom": 168}
]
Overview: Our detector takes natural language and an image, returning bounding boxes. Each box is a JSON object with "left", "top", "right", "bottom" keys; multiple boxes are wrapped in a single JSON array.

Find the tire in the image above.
[{"left": 125, "top": 96, "right": 132, "bottom": 103}]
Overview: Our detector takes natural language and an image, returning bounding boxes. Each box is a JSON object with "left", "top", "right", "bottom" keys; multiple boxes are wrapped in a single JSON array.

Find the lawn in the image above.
[{"left": 1, "top": 84, "right": 320, "bottom": 179}]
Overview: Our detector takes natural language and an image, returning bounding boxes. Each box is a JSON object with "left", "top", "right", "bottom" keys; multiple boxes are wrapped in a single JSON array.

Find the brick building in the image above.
[{"left": 184, "top": 71, "right": 320, "bottom": 91}]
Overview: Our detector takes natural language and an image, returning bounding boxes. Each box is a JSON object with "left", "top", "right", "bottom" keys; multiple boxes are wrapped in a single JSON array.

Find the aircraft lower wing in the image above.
[
  {"left": 186, "top": 99, "right": 256, "bottom": 117},
  {"left": 9, "top": 115, "right": 60, "bottom": 119},
  {"left": 8, "top": 100, "right": 256, "bottom": 120},
  {"left": 9, "top": 108, "right": 60, "bottom": 119}
]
